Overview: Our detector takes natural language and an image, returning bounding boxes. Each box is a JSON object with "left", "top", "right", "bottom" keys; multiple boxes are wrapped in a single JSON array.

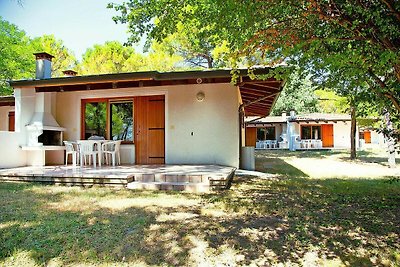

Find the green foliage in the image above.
[
  {"left": 79, "top": 41, "right": 182, "bottom": 75},
  {"left": 143, "top": 41, "right": 183, "bottom": 71},
  {"left": 271, "top": 71, "right": 319, "bottom": 115},
  {"left": 79, "top": 41, "right": 138, "bottom": 74},
  {"left": 0, "top": 18, "right": 33, "bottom": 95},
  {"left": 109, "top": 1, "right": 232, "bottom": 68},
  {"left": 85, "top": 102, "right": 106, "bottom": 138},
  {"left": 315, "top": 90, "right": 348, "bottom": 114},
  {"left": 0, "top": 19, "right": 77, "bottom": 95}
]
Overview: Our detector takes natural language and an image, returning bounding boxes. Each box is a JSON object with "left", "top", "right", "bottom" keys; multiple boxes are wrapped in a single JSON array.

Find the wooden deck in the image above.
[{"left": 0, "top": 165, "right": 236, "bottom": 192}]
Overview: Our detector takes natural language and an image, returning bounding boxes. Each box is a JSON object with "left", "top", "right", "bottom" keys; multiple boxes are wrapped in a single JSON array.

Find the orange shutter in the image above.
[
  {"left": 322, "top": 124, "right": 334, "bottom": 147},
  {"left": 245, "top": 127, "right": 257, "bottom": 146},
  {"left": 364, "top": 131, "right": 371, "bottom": 143}
]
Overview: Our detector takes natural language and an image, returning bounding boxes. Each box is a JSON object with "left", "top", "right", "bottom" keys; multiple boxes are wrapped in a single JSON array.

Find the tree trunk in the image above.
[
  {"left": 383, "top": 111, "right": 396, "bottom": 168},
  {"left": 350, "top": 104, "right": 357, "bottom": 160},
  {"left": 207, "top": 57, "right": 214, "bottom": 69}
]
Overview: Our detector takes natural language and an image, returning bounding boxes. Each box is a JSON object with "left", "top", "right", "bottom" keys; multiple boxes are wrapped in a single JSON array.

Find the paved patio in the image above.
[{"left": 0, "top": 165, "right": 236, "bottom": 192}]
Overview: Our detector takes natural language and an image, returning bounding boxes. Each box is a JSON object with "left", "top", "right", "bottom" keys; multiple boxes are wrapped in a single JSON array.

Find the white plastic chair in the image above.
[
  {"left": 271, "top": 140, "right": 277, "bottom": 149},
  {"left": 77, "top": 141, "right": 98, "bottom": 167},
  {"left": 102, "top": 140, "right": 122, "bottom": 166},
  {"left": 265, "top": 140, "right": 271, "bottom": 149},
  {"left": 64, "top": 141, "right": 79, "bottom": 166},
  {"left": 256, "top": 141, "right": 262, "bottom": 149}
]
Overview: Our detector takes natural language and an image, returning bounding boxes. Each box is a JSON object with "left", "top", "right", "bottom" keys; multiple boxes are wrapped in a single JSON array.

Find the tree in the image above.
[
  {"left": 78, "top": 41, "right": 182, "bottom": 75},
  {"left": 315, "top": 90, "right": 348, "bottom": 114},
  {"left": 108, "top": 1, "right": 230, "bottom": 68},
  {"left": 141, "top": 41, "right": 183, "bottom": 71},
  {"left": 79, "top": 41, "right": 138, "bottom": 75},
  {"left": 0, "top": 18, "right": 32, "bottom": 95},
  {"left": 154, "top": 27, "right": 230, "bottom": 69},
  {"left": 30, "top": 35, "right": 77, "bottom": 77},
  {"left": 271, "top": 70, "right": 319, "bottom": 115}
]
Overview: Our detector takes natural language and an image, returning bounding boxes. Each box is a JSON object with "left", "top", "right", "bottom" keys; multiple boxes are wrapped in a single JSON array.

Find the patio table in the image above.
[{"left": 75, "top": 140, "right": 108, "bottom": 167}]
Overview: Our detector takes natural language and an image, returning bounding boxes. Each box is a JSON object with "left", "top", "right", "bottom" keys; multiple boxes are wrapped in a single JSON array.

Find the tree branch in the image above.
[
  {"left": 368, "top": 69, "right": 400, "bottom": 112},
  {"left": 380, "top": 0, "right": 400, "bottom": 23}
]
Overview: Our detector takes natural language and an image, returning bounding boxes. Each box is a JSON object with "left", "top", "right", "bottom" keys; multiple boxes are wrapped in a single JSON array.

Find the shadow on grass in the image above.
[
  {"left": 203, "top": 176, "right": 400, "bottom": 266},
  {"left": 256, "top": 149, "right": 344, "bottom": 160},
  {"left": 1, "top": 177, "right": 399, "bottom": 266},
  {"left": 0, "top": 183, "right": 198, "bottom": 266},
  {"left": 255, "top": 155, "right": 308, "bottom": 177},
  {"left": 338, "top": 150, "right": 400, "bottom": 166}
]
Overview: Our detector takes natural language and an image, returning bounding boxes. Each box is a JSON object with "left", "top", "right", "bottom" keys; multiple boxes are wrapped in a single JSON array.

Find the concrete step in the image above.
[
  {"left": 0, "top": 175, "right": 132, "bottom": 185},
  {"left": 134, "top": 173, "right": 208, "bottom": 183},
  {"left": 127, "top": 181, "right": 211, "bottom": 193}
]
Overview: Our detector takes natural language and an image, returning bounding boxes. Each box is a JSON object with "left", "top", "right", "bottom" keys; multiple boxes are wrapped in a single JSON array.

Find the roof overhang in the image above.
[
  {"left": 10, "top": 68, "right": 285, "bottom": 116},
  {"left": 239, "top": 79, "right": 284, "bottom": 117},
  {"left": 9, "top": 69, "right": 253, "bottom": 88}
]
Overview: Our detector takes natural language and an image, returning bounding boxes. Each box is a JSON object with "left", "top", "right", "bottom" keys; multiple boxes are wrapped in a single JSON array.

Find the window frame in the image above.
[
  {"left": 256, "top": 126, "right": 276, "bottom": 141},
  {"left": 81, "top": 97, "right": 134, "bottom": 144},
  {"left": 300, "top": 124, "right": 322, "bottom": 140}
]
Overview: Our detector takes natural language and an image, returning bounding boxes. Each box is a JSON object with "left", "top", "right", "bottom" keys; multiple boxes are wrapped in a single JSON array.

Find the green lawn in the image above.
[{"left": 1, "top": 150, "right": 399, "bottom": 266}]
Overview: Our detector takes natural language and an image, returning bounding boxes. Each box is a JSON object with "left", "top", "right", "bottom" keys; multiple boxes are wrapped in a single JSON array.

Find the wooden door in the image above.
[
  {"left": 322, "top": 124, "right": 334, "bottom": 147},
  {"left": 134, "top": 95, "right": 165, "bottom": 164},
  {"left": 245, "top": 127, "right": 257, "bottom": 146},
  {"left": 364, "top": 131, "right": 371, "bottom": 143},
  {"left": 8, "top": 111, "right": 15, "bottom": 132}
]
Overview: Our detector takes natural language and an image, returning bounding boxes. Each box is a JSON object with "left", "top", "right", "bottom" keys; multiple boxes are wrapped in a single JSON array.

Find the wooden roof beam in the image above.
[{"left": 242, "top": 83, "right": 282, "bottom": 92}]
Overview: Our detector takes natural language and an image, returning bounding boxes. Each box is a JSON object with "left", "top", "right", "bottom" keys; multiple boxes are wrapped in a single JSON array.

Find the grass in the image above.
[{"left": 0, "top": 150, "right": 399, "bottom": 266}]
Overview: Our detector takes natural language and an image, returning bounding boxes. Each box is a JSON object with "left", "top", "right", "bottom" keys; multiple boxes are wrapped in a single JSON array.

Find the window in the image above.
[
  {"left": 257, "top": 127, "right": 276, "bottom": 140},
  {"left": 301, "top": 125, "right": 321, "bottom": 140},
  {"left": 110, "top": 101, "right": 133, "bottom": 141},
  {"left": 82, "top": 98, "right": 134, "bottom": 142}
]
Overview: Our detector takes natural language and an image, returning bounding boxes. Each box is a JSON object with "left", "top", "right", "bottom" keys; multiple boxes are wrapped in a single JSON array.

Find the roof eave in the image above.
[{"left": 9, "top": 68, "right": 274, "bottom": 88}]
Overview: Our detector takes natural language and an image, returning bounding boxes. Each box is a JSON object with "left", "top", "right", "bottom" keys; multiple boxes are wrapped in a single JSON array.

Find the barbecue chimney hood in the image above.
[
  {"left": 25, "top": 53, "right": 65, "bottom": 147},
  {"left": 25, "top": 92, "right": 65, "bottom": 147}
]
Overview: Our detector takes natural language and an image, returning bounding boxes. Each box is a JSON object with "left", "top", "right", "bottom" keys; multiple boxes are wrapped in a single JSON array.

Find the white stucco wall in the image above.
[
  {"left": 0, "top": 132, "right": 26, "bottom": 168},
  {"left": 56, "top": 83, "right": 240, "bottom": 167},
  {"left": 332, "top": 121, "right": 352, "bottom": 148},
  {"left": 167, "top": 84, "right": 239, "bottom": 167},
  {"left": 0, "top": 106, "right": 14, "bottom": 131},
  {"left": 0, "top": 88, "right": 34, "bottom": 168},
  {"left": 370, "top": 130, "right": 384, "bottom": 145}
]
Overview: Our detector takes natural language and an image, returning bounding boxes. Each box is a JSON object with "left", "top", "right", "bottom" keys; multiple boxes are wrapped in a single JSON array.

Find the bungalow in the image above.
[
  {"left": 0, "top": 52, "right": 284, "bottom": 169},
  {"left": 246, "top": 112, "right": 354, "bottom": 150},
  {"left": 359, "top": 127, "right": 386, "bottom": 147}
]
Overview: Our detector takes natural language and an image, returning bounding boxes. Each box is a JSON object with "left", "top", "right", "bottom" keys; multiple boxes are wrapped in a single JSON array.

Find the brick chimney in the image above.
[
  {"left": 34, "top": 52, "right": 54, "bottom": 79},
  {"left": 62, "top": 70, "right": 78, "bottom": 77}
]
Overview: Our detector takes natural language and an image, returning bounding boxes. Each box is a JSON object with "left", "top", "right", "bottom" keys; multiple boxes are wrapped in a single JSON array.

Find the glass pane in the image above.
[
  {"left": 85, "top": 102, "right": 106, "bottom": 140},
  {"left": 312, "top": 126, "right": 321, "bottom": 140},
  {"left": 110, "top": 102, "right": 133, "bottom": 141},
  {"left": 301, "top": 126, "right": 311, "bottom": 139},
  {"left": 265, "top": 127, "right": 276, "bottom": 140},
  {"left": 257, "top": 128, "right": 266, "bottom": 141}
]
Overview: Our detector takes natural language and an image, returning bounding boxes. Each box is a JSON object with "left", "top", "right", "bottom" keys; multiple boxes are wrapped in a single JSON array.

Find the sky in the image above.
[{"left": 0, "top": 0, "right": 143, "bottom": 59}]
